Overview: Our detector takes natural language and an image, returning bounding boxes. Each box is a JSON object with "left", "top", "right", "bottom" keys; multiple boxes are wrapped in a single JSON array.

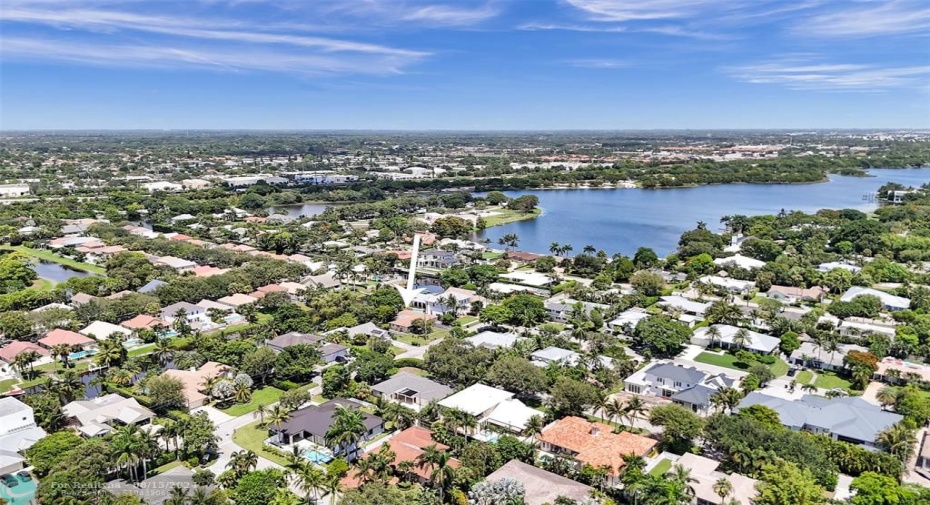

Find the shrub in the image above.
[
  {"left": 394, "top": 357, "right": 425, "bottom": 369},
  {"left": 272, "top": 380, "right": 299, "bottom": 391},
  {"left": 757, "top": 355, "right": 777, "bottom": 365}
]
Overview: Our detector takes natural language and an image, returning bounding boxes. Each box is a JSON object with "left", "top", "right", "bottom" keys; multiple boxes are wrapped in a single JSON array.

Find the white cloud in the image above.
[
  {"left": 793, "top": 0, "right": 930, "bottom": 37},
  {"left": 566, "top": 58, "right": 629, "bottom": 68},
  {"left": 563, "top": 0, "right": 732, "bottom": 22},
  {"left": 518, "top": 22, "right": 628, "bottom": 32},
  {"left": 0, "top": 3, "right": 430, "bottom": 75},
  {"left": 725, "top": 57, "right": 930, "bottom": 92},
  {"left": 401, "top": 3, "right": 501, "bottom": 26},
  {"left": 0, "top": 36, "right": 420, "bottom": 75}
]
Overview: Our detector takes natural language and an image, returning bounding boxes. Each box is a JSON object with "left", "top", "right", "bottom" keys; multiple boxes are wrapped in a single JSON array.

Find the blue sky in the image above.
[{"left": 1, "top": 0, "right": 929, "bottom": 130}]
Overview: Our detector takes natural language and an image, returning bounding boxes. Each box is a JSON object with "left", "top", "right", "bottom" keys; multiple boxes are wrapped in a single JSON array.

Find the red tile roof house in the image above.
[
  {"left": 341, "top": 426, "right": 461, "bottom": 489},
  {"left": 389, "top": 310, "right": 438, "bottom": 333},
  {"left": 120, "top": 314, "right": 167, "bottom": 332},
  {"left": 537, "top": 416, "right": 658, "bottom": 486},
  {"left": 0, "top": 341, "right": 49, "bottom": 367},
  {"left": 38, "top": 329, "right": 96, "bottom": 350}
]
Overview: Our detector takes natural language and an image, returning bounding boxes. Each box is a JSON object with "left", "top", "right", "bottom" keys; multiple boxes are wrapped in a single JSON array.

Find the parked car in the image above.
[
  {"left": 16, "top": 471, "right": 31, "bottom": 481},
  {"left": 1, "top": 474, "right": 18, "bottom": 487}
]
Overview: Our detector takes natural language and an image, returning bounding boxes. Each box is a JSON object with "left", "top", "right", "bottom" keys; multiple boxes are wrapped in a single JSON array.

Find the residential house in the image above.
[
  {"left": 410, "top": 286, "right": 485, "bottom": 316},
  {"left": 544, "top": 298, "right": 609, "bottom": 323},
  {"left": 80, "top": 321, "right": 132, "bottom": 340},
  {"left": 838, "top": 319, "right": 897, "bottom": 339},
  {"left": 672, "top": 453, "right": 758, "bottom": 505},
  {"left": 417, "top": 249, "right": 458, "bottom": 269},
  {"left": 216, "top": 293, "right": 259, "bottom": 309},
  {"left": 69, "top": 292, "right": 97, "bottom": 307},
  {"left": 0, "top": 397, "right": 47, "bottom": 475},
  {"left": 154, "top": 256, "right": 197, "bottom": 272},
  {"left": 388, "top": 310, "right": 437, "bottom": 333},
  {"left": 342, "top": 427, "right": 461, "bottom": 489},
  {"left": 736, "top": 393, "right": 903, "bottom": 447},
  {"left": 319, "top": 343, "right": 350, "bottom": 364},
  {"left": 160, "top": 362, "right": 227, "bottom": 409},
  {"left": 63, "top": 393, "right": 154, "bottom": 437},
  {"left": 713, "top": 255, "right": 766, "bottom": 270},
  {"left": 265, "top": 332, "right": 323, "bottom": 353},
  {"left": 465, "top": 331, "right": 523, "bottom": 350},
  {"left": 160, "top": 302, "right": 208, "bottom": 327},
  {"left": 270, "top": 399, "right": 383, "bottom": 460},
  {"left": 698, "top": 275, "right": 756, "bottom": 294},
  {"left": 437, "top": 383, "right": 541, "bottom": 436},
  {"left": 120, "top": 314, "right": 168, "bottom": 332},
  {"left": 608, "top": 308, "right": 650, "bottom": 335},
  {"left": 370, "top": 372, "right": 453, "bottom": 411},
  {"left": 624, "top": 362, "right": 737, "bottom": 414},
  {"left": 818, "top": 262, "right": 862, "bottom": 274},
  {"left": 483, "top": 460, "right": 594, "bottom": 505},
  {"left": 789, "top": 341, "right": 868, "bottom": 371},
  {"left": 0, "top": 341, "right": 49, "bottom": 369},
  {"left": 529, "top": 346, "right": 615, "bottom": 371},
  {"left": 691, "top": 324, "right": 780, "bottom": 354},
  {"left": 840, "top": 287, "right": 910, "bottom": 311},
  {"left": 39, "top": 328, "right": 95, "bottom": 350},
  {"left": 137, "top": 279, "right": 167, "bottom": 294},
  {"left": 875, "top": 357, "right": 930, "bottom": 384},
  {"left": 499, "top": 271, "right": 554, "bottom": 288},
  {"left": 537, "top": 416, "right": 658, "bottom": 485},
  {"left": 657, "top": 295, "right": 710, "bottom": 325},
  {"left": 767, "top": 285, "right": 826, "bottom": 304},
  {"left": 343, "top": 322, "right": 391, "bottom": 340}
]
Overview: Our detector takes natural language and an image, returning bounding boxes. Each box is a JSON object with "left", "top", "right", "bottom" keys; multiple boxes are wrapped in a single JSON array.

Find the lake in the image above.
[
  {"left": 478, "top": 168, "right": 930, "bottom": 256},
  {"left": 268, "top": 202, "right": 332, "bottom": 218},
  {"left": 34, "top": 261, "right": 93, "bottom": 283}
]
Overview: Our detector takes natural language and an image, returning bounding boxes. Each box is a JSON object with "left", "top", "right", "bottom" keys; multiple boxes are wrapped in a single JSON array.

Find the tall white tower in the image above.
[{"left": 406, "top": 233, "right": 421, "bottom": 292}]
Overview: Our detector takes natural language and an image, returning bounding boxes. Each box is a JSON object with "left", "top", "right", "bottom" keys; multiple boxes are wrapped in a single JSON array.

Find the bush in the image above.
[
  {"left": 272, "top": 380, "right": 299, "bottom": 391},
  {"left": 394, "top": 358, "right": 425, "bottom": 369},
  {"left": 186, "top": 456, "right": 200, "bottom": 467},
  {"left": 757, "top": 355, "right": 777, "bottom": 365}
]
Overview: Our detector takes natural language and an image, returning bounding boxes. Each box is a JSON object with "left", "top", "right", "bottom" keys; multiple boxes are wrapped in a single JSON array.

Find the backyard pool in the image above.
[
  {"left": 69, "top": 349, "right": 98, "bottom": 360},
  {"left": 303, "top": 449, "right": 333, "bottom": 464},
  {"left": 122, "top": 338, "right": 142, "bottom": 348},
  {"left": 0, "top": 473, "right": 37, "bottom": 505}
]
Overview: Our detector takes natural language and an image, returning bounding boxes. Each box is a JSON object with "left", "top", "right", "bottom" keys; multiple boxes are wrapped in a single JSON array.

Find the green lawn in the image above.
[
  {"left": 814, "top": 371, "right": 853, "bottom": 391},
  {"left": 481, "top": 252, "right": 504, "bottom": 260},
  {"left": 231, "top": 420, "right": 290, "bottom": 466},
  {"left": 154, "top": 460, "right": 185, "bottom": 474},
  {"left": 481, "top": 207, "right": 542, "bottom": 227},
  {"left": 30, "top": 278, "right": 55, "bottom": 291},
  {"left": 694, "top": 352, "right": 790, "bottom": 377},
  {"left": 795, "top": 370, "right": 814, "bottom": 385},
  {"left": 649, "top": 458, "right": 673, "bottom": 476},
  {"left": 0, "top": 377, "right": 19, "bottom": 393},
  {"left": 219, "top": 387, "right": 284, "bottom": 417},
  {"left": 4, "top": 246, "right": 106, "bottom": 274},
  {"left": 455, "top": 316, "right": 479, "bottom": 325},
  {"left": 128, "top": 343, "right": 156, "bottom": 357}
]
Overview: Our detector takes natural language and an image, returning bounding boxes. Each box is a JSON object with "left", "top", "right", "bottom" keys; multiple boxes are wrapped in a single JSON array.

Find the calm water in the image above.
[
  {"left": 34, "top": 261, "right": 93, "bottom": 282},
  {"left": 478, "top": 168, "right": 930, "bottom": 256},
  {"left": 269, "top": 202, "right": 332, "bottom": 218}
]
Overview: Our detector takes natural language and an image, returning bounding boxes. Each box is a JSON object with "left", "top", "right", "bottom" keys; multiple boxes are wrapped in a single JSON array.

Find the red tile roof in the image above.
[
  {"left": 341, "top": 427, "right": 460, "bottom": 489},
  {"left": 39, "top": 329, "right": 95, "bottom": 348},
  {"left": 537, "top": 416, "right": 657, "bottom": 476},
  {"left": 0, "top": 341, "right": 49, "bottom": 363}
]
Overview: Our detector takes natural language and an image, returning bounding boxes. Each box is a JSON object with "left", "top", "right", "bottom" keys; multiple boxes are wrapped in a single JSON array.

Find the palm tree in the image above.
[
  {"left": 624, "top": 396, "right": 647, "bottom": 427},
  {"left": 234, "top": 381, "right": 252, "bottom": 404},
  {"left": 50, "top": 343, "right": 73, "bottom": 368},
  {"left": 560, "top": 244, "right": 574, "bottom": 256},
  {"left": 296, "top": 463, "right": 326, "bottom": 503},
  {"left": 876, "top": 386, "right": 898, "bottom": 411},
  {"left": 583, "top": 244, "right": 596, "bottom": 254},
  {"left": 713, "top": 477, "right": 733, "bottom": 502},
  {"left": 705, "top": 325, "right": 722, "bottom": 349},
  {"left": 46, "top": 369, "right": 85, "bottom": 403},
  {"left": 604, "top": 398, "right": 626, "bottom": 428},
  {"left": 323, "top": 470, "right": 342, "bottom": 505},
  {"left": 253, "top": 402, "right": 268, "bottom": 426},
  {"left": 153, "top": 338, "right": 174, "bottom": 367},
  {"left": 733, "top": 328, "right": 751, "bottom": 351},
  {"left": 876, "top": 423, "right": 917, "bottom": 463},
  {"left": 524, "top": 415, "right": 545, "bottom": 440},
  {"left": 95, "top": 334, "right": 127, "bottom": 368},
  {"left": 165, "top": 485, "right": 189, "bottom": 505},
  {"left": 227, "top": 450, "right": 259, "bottom": 477},
  {"left": 416, "top": 444, "right": 456, "bottom": 503},
  {"left": 324, "top": 405, "right": 367, "bottom": 460},
  {"left": 549, "top": 242, "right": 560, "bottom": 256},
  {"left": 709, "top": 387, "right": 743, "bottom": 414},
  {"left": 12, "top": 350, "right": 40, "bottom": 380},
  {"left": 107, "top": 366, "right": 134, "bottom": 386},
  {"left": 112, "top": 424, "right": 142, "bottom": 482},
  {"left": 801, "top": 383, "right": 818, "bottom": 394},
  {"left": 268, "top": 404, "right": 291, "bottom": 432}
]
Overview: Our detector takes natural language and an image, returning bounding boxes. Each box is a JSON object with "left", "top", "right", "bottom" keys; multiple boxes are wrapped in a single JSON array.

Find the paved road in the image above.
[{"left": 392, "top": 337, "right": 443, "bottom": 360}]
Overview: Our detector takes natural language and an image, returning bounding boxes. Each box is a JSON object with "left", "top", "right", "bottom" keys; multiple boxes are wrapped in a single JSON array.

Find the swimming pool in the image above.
[
  {"left": 69, "top": 349, "right": 99, "bottom": 360},
  {"left": 302, "top": 449, "right": 333, "bottom": 464},
  {"left": 122, "top": 338, "right": 142, "bottom": 348}
]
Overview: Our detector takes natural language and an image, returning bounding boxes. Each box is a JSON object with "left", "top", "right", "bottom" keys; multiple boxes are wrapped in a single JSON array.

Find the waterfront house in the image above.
[
  {"left": 160, "top": 302, "right": 208, "bottom": 328},
  {"left": 39, "top": 328, "right": 95, "bottom": 350},
  {"left": 80, "top": 321, "right": 132, "bottom": 340}
]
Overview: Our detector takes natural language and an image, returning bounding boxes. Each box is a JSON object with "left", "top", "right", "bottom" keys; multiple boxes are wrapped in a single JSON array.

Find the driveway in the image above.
[{"left": 393, "top": 337, "right": 443, "bottom": 360}]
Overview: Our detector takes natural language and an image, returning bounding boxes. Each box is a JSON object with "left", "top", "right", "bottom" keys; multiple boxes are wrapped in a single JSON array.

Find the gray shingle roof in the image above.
[
  {"left": 276, "top": 398, "right": 382, "bottom": 438},
  {"left": 371, "top": 372, "right": 453, "bottom": 402},
  {"left": 645, "top": 362, "right": 706, "bottom": 384}
]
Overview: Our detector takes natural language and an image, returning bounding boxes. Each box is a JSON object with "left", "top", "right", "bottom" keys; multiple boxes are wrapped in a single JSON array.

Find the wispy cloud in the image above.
[
  {"left": 518, "top": 22, "right": 628, "bottom": 33},
  {"left": 316, "top": 0, "right": 501, "bottom": 28},
  {"left": 0, "top": 2, "right": 430, "bottom": 75},
  {"left": 401, "top": 3, "right": 501, "bottom": 26},
  {"left": 566, "top": 58, "right": 629, "bottom": 68},
  {"left": 563, "top": 0, "right": 727, "bottom": 22},
  {"left": 793, "top": 0, "right": 930, "bottom": 38},
  {"left": 725, "top": 56, "right": 930, "bottom": 92}
]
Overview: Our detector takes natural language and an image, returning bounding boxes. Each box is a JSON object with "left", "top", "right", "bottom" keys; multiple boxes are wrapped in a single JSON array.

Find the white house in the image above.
[
  {"left": 80, "top": 320, "right": 132, "bottom": 340},
  {"left": 544, "top": 298, "right": 609, "bottom": 323},
  {"left": 713, "top": 255, "right": 766, "bottom": 270},
  {"left": 818, "top": 262, "right": 862, "bottom": 273},
  {"left": 699, "top": 275, "right": 756, "bottom": 294},
  {"left": 692, "top": 324, "right": 780, "bottom": 354},
  {"left": 608, "top": 308, "right": 650, "bottom": 334},
  {"left": 465, "top": 331, "right": 523, "bottom": 350},
  {"left": 840, "top": 286, "right": 910, "bottom": 311},
  {"left": 160, "top": 301, "right": 209, "bottom": 327},
  {"left": 624, "top": 362, "right": 738, "bottom": 415},
  {"left": 0, "top": 397, "right": 47, "bottom": 474}
]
